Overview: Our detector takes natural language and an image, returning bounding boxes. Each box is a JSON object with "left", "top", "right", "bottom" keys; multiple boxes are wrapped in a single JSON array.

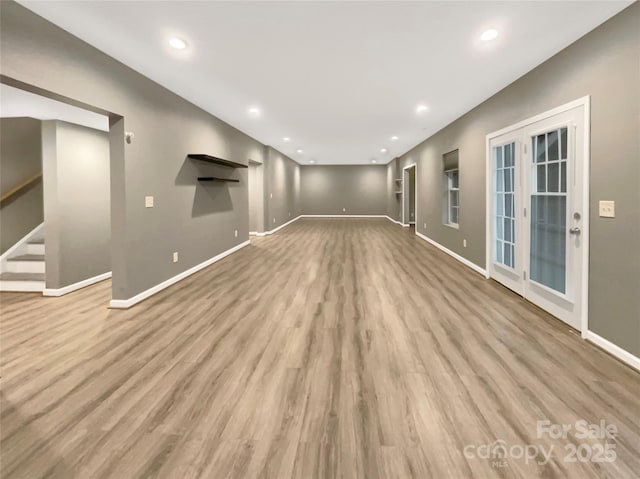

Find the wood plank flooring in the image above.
[{"left": 1, "top": 218, "right": 638, "bottom": 478}]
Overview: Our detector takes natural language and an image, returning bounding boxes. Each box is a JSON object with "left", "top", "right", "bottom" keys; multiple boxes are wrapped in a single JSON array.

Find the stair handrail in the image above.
[{"left": 0, "top": 171, "right": 43, "bottom": 204}]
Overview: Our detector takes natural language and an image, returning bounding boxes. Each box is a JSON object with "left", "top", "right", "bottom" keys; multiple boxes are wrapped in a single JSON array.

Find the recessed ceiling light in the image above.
[
  {"left": 297, "top": 149, "right": 303, "bottom": 154},
  {"left": 380, "top": 148, "right": 387, "bottom": 153},
  {"left": 391, "top": 136, "right": 399, "bottom": 141},
  {"left": 283, "top": 137, "right": 291, "bottom": 142},
  {"left": 372, "top": 159, "right": 377, "bottom": 163},
  {"left": 248, "top": 107, "right": 260, "bottom": 116},
  {"left": 309, "top": 159, "right": 315, "bottom": 164},
  {"left": 168, "top": 37, "right": 187, "bottom": 50},
  {"left": 480, "top": 29, "right": 499, "bottom": 42},
  {"left": 416, "top": 105, "right": 429, "bottom": 114}
]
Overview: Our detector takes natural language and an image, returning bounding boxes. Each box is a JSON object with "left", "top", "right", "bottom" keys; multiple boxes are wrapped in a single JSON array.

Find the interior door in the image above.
[
  {"left": 488, "top": 104, "right": 585, "bottom": 331},
  {"left": 523, "top": 107, "right": 584, "bottom": 330},
  {"left": 489, "top": 132, "right": 523, "bottom": 295}
]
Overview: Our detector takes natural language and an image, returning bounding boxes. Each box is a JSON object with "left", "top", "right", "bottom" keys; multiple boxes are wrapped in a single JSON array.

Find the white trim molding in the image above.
[
  {"left": 584, "top": 331, "right": 640, "bottom": 372},
  {"left": 43, "top": 271, "right": 111, "bottom": 297},
  {"left": 109, "top": 241, "right": 250, "bottom": 309},
  {"left": 416, "top": 231, "right": 487, "bottom": 277},
  {"left": 385, "top": 216, "right": 403, "bottom": 225},
  {"left": 265, "top": 215, "right": 301, "bottom": 235}
]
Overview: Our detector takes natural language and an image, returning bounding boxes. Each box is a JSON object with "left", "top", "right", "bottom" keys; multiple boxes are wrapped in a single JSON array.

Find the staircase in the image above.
[{"left": 0, "top": 229, "right": 45, "bottom": 292}]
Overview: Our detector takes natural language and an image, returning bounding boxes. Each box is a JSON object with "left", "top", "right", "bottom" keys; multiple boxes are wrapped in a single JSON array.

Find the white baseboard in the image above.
[
  {"left": 301, "top": 214, "right": 387, "bottom": 218},
  {"left": 584, "top": 330, "right": 640, "bottom": 371},
  {"left": 109, "top": 241, "right": 250, "bottom": 309},
  {"left": 0, "top": 223, "right": 44, "bottom": 264},
  {"left": 415, "top": 231, "right": 487, "bottom": 277},
  {"left": 385, "top": 216, "right": 403, "bottom": 225},
  {"left": 265, "top": 215, "right": 301, "bottom": 235},
  {"left": 43, "top": 271, "right": 111, "bottom": 297}
]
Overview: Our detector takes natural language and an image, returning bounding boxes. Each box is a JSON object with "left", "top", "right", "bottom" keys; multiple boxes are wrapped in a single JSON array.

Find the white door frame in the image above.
[
  {"left": 485, "top": 96, "right": 590, "bottom": 336},
  {"left": 402, "top": 163, "right": 417, "bottom": 228}
]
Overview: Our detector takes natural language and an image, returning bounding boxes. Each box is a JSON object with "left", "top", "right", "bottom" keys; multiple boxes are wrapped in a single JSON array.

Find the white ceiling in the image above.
[
  {"left": 19, "top": 1, "right": 631, "bottom": 164},
  {"left": 0, "top": 84, "right": 109, "bottom": 131}
]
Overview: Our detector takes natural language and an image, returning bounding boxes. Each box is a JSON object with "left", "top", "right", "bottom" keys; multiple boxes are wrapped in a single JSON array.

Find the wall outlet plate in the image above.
[
  {"left": 173, "top": 252, "right": 178, "bottom": 263},
  {"left": 234, "top": 230, "right": 238, "bottom": 237},
  {"left": 599, "top": 200, "right": 615, "bottom": 218},
  {"left": 145, "top": 196, "right": 154, "bottom": 208}
]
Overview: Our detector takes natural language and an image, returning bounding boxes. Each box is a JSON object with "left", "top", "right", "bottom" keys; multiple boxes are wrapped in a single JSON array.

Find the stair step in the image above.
[
  {"left": 5, "top": 255, "right": 45, "bottom": 273},
  {"left": 27, "top": 242, "right": 45, "bottom": 255},
  {"left": 0, "top": 273, "right": 45, "bottom": 292},
  {"left": 0, "top": 272, "right": 45, "bottom": 281},
  {"left": 10, "top": 254, "right": 45, "bottom": 261}
]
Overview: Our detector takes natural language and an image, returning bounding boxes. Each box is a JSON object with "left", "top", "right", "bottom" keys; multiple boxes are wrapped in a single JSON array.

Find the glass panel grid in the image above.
[
  {"left": 530, "top": 127, "right": 568, "bottom": 294},
  {"left": 494, "top": 143, "right": 516, "bottom": 269}
]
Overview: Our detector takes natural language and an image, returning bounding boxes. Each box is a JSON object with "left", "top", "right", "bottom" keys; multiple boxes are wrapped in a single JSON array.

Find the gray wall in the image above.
[
  {"left": 0, "top": 117, "right": 43, "bottom": 254},
  {"left": 392, "top": 4, "right": 640, "bottom": 355},
  {"left": 263, "top": 147, "right": 301, "bottom": 230},
  {"left": 301, "top": 165, "right": 387, "bottom": 216},
  {"left": 1, "top": 1, "right": 266, "bottom": 300},
  {"left": 42, "top": 120, "right": 110, "bottom": 288}
]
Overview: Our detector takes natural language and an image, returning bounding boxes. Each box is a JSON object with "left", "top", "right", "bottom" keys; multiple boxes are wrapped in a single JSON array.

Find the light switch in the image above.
[
  {"left": 599, "top": 200, "right": 615, "bottom": 218},
  {"left": 145, "top": 196, "right": 154, "bottom": 208}
]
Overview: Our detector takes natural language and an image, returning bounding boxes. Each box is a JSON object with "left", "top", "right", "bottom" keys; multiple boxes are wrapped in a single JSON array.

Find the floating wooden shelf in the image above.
[
  {"left": 188, "top": 154, "right": 248, "bottom": 168},
  {"left": 197, "top": 177, "right": 240, "bottom": 183}
]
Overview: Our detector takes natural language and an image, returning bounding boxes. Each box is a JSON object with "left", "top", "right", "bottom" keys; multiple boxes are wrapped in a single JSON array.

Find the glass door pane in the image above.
[
  {"left": 529, "top": 128, "right": 568, "bottom": 294},
  {"left": 494, "top": 142, "right": 516, "bottom": 269}
]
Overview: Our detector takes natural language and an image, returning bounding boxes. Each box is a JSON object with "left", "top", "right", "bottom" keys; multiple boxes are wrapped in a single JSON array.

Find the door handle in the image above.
[{"left": 569, "top": 227, "right": 581, "bottom": 235}]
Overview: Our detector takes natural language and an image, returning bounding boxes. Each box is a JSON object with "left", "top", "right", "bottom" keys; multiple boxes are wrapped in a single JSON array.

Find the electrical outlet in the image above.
[
  {"left": 289, "top": 211, "right": 291, "bottom": 217},
  {"left": 270, "top": 193, "right": 273, "bottom": 199},
  {"left": 423, "top": 223, "right": 427, "bottom": 230},
  {"left": 145, "top": 196, "right": 154, "bottom": 208},
  {"left": 273, "top": 217, "right": 276, "bottom": 223},
  {"left": 599, "top": 200, "right": 615, "bottom": 218},
  {"left": 342, "top": 207, "right": 346, "bottom": 212},
  {"left": 234, "top": 230, "right": 238, "bottom": 238},
  {"left": 173, "top": 252, "right": 178, "bottom": 263},
  {"left": 463, "top": 239, "right": 467, "bottom": 248}
]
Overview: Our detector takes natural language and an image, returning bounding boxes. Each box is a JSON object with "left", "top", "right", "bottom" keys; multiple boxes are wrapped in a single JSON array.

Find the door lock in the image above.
[{"left": 569, "top": 227, "right": 581, "bottom": 235}]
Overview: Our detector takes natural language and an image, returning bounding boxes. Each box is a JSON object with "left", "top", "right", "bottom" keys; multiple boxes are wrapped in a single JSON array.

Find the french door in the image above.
[{"left": 488, "top": 102, "right": 587, "bottom": 331}]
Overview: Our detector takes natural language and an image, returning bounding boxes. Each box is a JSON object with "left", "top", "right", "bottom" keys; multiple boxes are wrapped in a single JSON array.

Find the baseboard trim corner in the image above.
[
  {"left": 43, "top": 271, "right": 111, "bottom": 297},
  {"left": 384, "top": 216, "right": 403, "bottom": 225},
  {"left": 109, "top": 240, "right": 250, "bottom": 309},
  {"left": 415, "top": 231, "right": 487, "bottom": 277},
  {"left": 584, "top": 330, "right": 640, "bottom": 371},
  {"left": 263, "top": 215, "right": 301, "bottom": 235}
]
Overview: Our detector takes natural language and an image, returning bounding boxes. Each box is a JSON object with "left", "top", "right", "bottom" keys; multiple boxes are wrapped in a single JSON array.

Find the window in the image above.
[
  {"left": 445, "top": 169, "right": 459, "bottom": 227},
  {"left": 443, "top": 149, "right": 459, "bottom": 227}
]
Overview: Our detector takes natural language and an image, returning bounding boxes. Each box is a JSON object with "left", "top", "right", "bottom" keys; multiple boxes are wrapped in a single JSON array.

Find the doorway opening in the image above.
[
  {"left": 0, "top": 78, "right": 118, "bottom": 297},
  {"left": 402, "top": 163, "right": 417, "bottom": 228}
]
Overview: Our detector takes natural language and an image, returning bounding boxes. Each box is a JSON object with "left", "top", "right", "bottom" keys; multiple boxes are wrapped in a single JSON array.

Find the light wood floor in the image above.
[{"left": 1, "top": 218, "right": 638, "bottom": 479}]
